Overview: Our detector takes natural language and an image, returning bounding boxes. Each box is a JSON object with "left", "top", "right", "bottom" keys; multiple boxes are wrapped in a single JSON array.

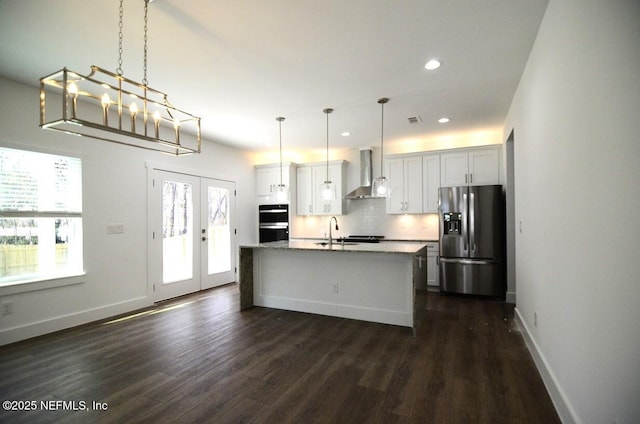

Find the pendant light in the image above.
[
  {"left": 321, "top": 108, "right": 336, "bottom": 201},
  {"left": 39, "top": 0, "right": 201, "bottom": 156},
  {"left": 274, "top": 116, "right": 289, "bottom": 202},
  {"left": 372, "top": 97, "right": 390, "bottom": 197}
]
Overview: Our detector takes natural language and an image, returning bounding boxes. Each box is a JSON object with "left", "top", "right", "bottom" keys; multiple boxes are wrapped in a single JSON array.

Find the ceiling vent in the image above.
[{"left": 407, "top": 115, "right": 423, "bottom": 124}]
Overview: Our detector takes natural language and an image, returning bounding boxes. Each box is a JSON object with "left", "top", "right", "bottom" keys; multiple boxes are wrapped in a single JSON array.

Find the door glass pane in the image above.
[
  {"left": 162, "top": 180, "right": 193, "bottom": 283},
  {"left": 207, "top": 186, "right": 230, "bottom": 275}
]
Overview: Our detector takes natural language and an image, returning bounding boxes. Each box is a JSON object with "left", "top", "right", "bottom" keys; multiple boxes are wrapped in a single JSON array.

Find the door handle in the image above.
[
  {"left": 462, "top": 193, "right": 468, "bottom": 253},
  {"left": 469, "top": 192, "right": 475, "bottom": 252}
]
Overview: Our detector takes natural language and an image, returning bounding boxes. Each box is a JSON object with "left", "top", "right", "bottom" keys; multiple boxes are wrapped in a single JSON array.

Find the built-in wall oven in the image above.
[{"left": 258, "top": 204, "right": 289, "bottom": 242}]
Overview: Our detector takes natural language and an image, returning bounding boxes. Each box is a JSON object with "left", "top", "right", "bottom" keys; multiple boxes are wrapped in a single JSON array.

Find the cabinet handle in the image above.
[
  {"left": 465, "top": 174, "right": 468, "bottom": 184},
  {"left": 470, "top": 173, "right": 473, "bottom": 184}
]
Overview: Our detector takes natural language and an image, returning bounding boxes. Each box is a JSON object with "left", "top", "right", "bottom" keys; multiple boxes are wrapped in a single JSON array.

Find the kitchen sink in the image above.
[{"left": 314, "top": 241, "right": 359, "bottom": 246}]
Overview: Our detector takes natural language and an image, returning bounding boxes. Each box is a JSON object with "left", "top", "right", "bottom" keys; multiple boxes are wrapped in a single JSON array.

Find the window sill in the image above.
[{"left": 0, "top": 273, "right": 85, "bottom": 296}]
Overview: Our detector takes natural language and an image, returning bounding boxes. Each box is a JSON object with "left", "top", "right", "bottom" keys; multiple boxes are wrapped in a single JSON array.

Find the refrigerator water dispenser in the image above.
[{"left": 443, "top": 212, "right": 463, "bottom": 235}]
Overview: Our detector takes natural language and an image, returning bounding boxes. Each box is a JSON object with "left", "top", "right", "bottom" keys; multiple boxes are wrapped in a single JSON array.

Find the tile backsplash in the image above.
[{"left": 290, "top": 198, "right": 439, "bottom": 241}]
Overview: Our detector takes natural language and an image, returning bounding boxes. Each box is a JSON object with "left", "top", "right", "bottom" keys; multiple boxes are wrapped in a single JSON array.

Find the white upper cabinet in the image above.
[
  {"left": 422, "top": 154, "right": 441, "bottom": 213},
  {"left": 468, "top": 148, "right": 501, "bottom": 185},
  {"left": 255, "top": 163, "right": 295, "bottom": 205},
  {"left": 296, "top": 160, "right": 348, "bottom": 216},
  {"left": 440, "top": 147, "right": 500, "bottom": 187},
  {"left": 386, "top": 155, "right": 423, "bottom": 214}
]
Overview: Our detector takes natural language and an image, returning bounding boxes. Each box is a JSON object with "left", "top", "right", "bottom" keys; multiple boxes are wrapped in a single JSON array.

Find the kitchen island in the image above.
[{"left": 239, "top": 240, "right": 428, "bottom": 330}]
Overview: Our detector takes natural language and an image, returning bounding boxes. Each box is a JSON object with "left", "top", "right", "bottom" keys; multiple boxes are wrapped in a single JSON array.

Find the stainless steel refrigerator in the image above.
[{"left": 438, "top": 185, "right": 505, "bottom": 297}]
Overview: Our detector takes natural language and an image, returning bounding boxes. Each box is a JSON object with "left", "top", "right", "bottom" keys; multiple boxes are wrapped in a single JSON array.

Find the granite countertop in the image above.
[{"left": 242, "top": 240, "right": 428, "bottom": 255}]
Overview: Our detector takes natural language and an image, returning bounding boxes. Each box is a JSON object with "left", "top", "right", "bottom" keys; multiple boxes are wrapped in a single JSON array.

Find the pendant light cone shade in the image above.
[
  {"left": 39, "top": 0, "right": 201, "bottom": 156},
  {"left": 321, "top": 108, "right": 336, "bottom": 201},
  {"left": 372, "top": 97, "right": 390, "bottom": 198},
  {"left": 274, "top": 117, "right": 289, "bottom": 202}
]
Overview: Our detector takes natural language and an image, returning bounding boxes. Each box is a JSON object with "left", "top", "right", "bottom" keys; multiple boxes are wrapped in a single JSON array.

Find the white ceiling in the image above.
[{"left": 0, "top": 0, "right": 548, "bottom": 152}]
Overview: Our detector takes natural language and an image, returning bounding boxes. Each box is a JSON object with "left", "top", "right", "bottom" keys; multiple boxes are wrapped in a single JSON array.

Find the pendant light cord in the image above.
[
  {"left": 380, "top": 101, "right": 384, "bottom": 176},
  {"left": 377, "top": 98, "right": 389, "bottom": 178},
  {"left": 277, "top": 117, "right": 284, "bottom": 186},
  {"left": 323, "top": 108, "right": 333, "bottom": 182}
]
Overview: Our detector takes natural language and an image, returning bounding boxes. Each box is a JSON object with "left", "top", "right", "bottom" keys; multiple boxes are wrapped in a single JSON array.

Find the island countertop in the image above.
[{"left": 241, "top": 240, "right": 428, "bottom": 255}]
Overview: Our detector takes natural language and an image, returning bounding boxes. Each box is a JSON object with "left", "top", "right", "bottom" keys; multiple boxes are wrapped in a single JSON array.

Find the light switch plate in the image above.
[{"left": 106, "top": 223, "right": 125, "bottom": 234}]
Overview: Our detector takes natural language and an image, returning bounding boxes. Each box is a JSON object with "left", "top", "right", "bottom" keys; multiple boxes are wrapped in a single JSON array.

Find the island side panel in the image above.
[
  {"left": 412, "top": 246, "right": 428, "bottom": 330},
  {"left": 239, "top": 247, "right": 254, "bottom": 310},
  {"left": 253, "top": 248, "right": 414, "bottom": 327}
]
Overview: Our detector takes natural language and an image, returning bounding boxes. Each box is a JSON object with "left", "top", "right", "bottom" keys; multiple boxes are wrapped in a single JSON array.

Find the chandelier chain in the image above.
[
  {"left": 143, "top": 0, "right": 149, "bottom": 86},
  {"left": 117, "top": 0, "right": 124, "bottom": 75}
]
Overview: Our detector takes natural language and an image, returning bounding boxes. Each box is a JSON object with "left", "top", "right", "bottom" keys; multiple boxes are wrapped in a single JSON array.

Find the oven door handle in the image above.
[{"left": 259, "top": 224, "right": 289, "bottom": 229}]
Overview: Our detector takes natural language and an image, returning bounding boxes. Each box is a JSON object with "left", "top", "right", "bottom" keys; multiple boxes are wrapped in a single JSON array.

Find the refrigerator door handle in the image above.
[
  {"left": 440, "top": 257, "right": 496, "bottom": 266},
  {"left": 462, "top": 193, "right": 468, "bottom": 253},
  {"left": 470, "top": 192, "right": 476, "bottom": 252}
]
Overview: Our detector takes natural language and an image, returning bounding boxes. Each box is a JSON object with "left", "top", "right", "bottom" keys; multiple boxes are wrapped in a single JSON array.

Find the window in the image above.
[{"left": 0, "top": 147, "right": 83, "bottom": 286}]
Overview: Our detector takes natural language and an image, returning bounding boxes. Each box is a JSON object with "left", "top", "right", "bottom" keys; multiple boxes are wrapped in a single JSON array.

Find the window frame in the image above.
[{"left": 0, "top": 142, "right": 85, "bottom": 295}]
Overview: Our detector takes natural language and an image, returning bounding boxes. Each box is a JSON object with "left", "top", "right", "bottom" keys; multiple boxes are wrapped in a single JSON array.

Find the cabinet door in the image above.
[
  {"left": 440, "top": 152, "right": 469, "bottom": 187},
  {"left": 403, "top": 156, "right": 423, "bottom": 213},
  {"left": 422, "top": 154, "right": 440, "bottom": 213},
  {"left": 296, "top": 166, "right": 313, "bottom": 215},
  {"left": 325, "top": 163, "right": 344, "bottom": 215},
  {"left": 468, "top": 148, "right": 500, "bottom": 185},
  {"left": 312, "top": 165, "right": 336, "bottom": 215},
  {"left": 386, "top": 157, "right": 405, "bottom": 214},
  {"left": 256, "top": 167, "right": 277, "bottom": 197},
  {"left": 426, "top": 242, "right": 439, "bottom": 288}
]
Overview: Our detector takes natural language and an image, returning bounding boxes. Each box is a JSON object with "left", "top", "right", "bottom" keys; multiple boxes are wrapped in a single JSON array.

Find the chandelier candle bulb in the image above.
[
  {"left": 101, "top": 93, "right": 111, "bottom": 126},
  {"left": 129, "top": 102, "right": 138, "bottom": 132},
  {"left": 174, "top": 118, "right": 181, "bottom": 144},
  {"left": 153, "top": 110, "right": 161, "bottom": 138},
  {"left": 67, "top": 82, "right": 78, "bottom": 117}
]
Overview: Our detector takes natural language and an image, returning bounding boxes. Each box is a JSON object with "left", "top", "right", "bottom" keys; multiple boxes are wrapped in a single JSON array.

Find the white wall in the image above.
[
  {"left": 504, "top": 1, "right": 640, "bottom": 423},
  {"left": 0, "top": 77, "right": 256, "bottom": 346}
]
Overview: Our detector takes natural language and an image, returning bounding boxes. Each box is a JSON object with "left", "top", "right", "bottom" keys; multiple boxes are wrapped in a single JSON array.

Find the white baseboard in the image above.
[
  {"left": 514, "top": 307, "right": 579, "bottom": 424},
  {"left": 256, "top": 295, "right": 412, "bottom": 328},
  {"left": 0, "top": 296, "right": 153, "bottom": 346}
]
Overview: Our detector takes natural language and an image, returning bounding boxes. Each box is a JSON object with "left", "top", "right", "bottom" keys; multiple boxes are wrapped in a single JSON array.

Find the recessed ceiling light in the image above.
[
  {"left": 438, "top": 117, "right": 451, "bottom": 124},
  {"left": 424, "top": 59, "right": 442, "bottom": 70},
  {"left": 341, "top": 131, "right": 351, "bottom": 137}
]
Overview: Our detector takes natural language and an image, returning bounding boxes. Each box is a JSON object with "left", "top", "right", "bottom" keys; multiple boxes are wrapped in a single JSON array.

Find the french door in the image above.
[{"left": 148, "top": 168, "right": 236, "bottom": 302}]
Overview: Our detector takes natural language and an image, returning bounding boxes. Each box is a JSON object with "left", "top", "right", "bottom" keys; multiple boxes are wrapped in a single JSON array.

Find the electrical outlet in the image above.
[
  {"left": 331, "top": 283, "right": 339, "bottom": 294},
  {"left": 534, "top": 311, "right": 538, "bottom": 327},
  {"left": 2, "top": 301, "right": 14, "bottom": 316}
]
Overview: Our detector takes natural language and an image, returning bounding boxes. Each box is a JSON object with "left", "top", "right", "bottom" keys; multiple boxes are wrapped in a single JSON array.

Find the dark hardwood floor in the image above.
[{"left": 0, "top": 284, "right": 560, "bottom": 424}]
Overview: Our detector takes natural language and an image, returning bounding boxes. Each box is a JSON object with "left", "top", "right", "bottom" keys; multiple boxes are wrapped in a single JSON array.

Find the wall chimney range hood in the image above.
[{"left": 346, "top": 148, "right": 381, "bottom": 199}]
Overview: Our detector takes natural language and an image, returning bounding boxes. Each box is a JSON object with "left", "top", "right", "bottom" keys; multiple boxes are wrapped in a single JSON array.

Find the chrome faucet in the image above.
[{"left": 328, "top": 216, "right": 339, "bottom": 245}]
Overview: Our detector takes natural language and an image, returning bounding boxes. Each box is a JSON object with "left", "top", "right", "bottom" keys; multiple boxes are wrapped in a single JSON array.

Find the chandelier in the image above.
[{"left": 39, "top": 0, "right": 201, "bottom": 156}]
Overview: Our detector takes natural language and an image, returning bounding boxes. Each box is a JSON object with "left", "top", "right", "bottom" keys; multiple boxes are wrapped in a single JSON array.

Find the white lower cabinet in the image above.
[{"left": 426, "top": 242, "right": 439, "bottom": 289}]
